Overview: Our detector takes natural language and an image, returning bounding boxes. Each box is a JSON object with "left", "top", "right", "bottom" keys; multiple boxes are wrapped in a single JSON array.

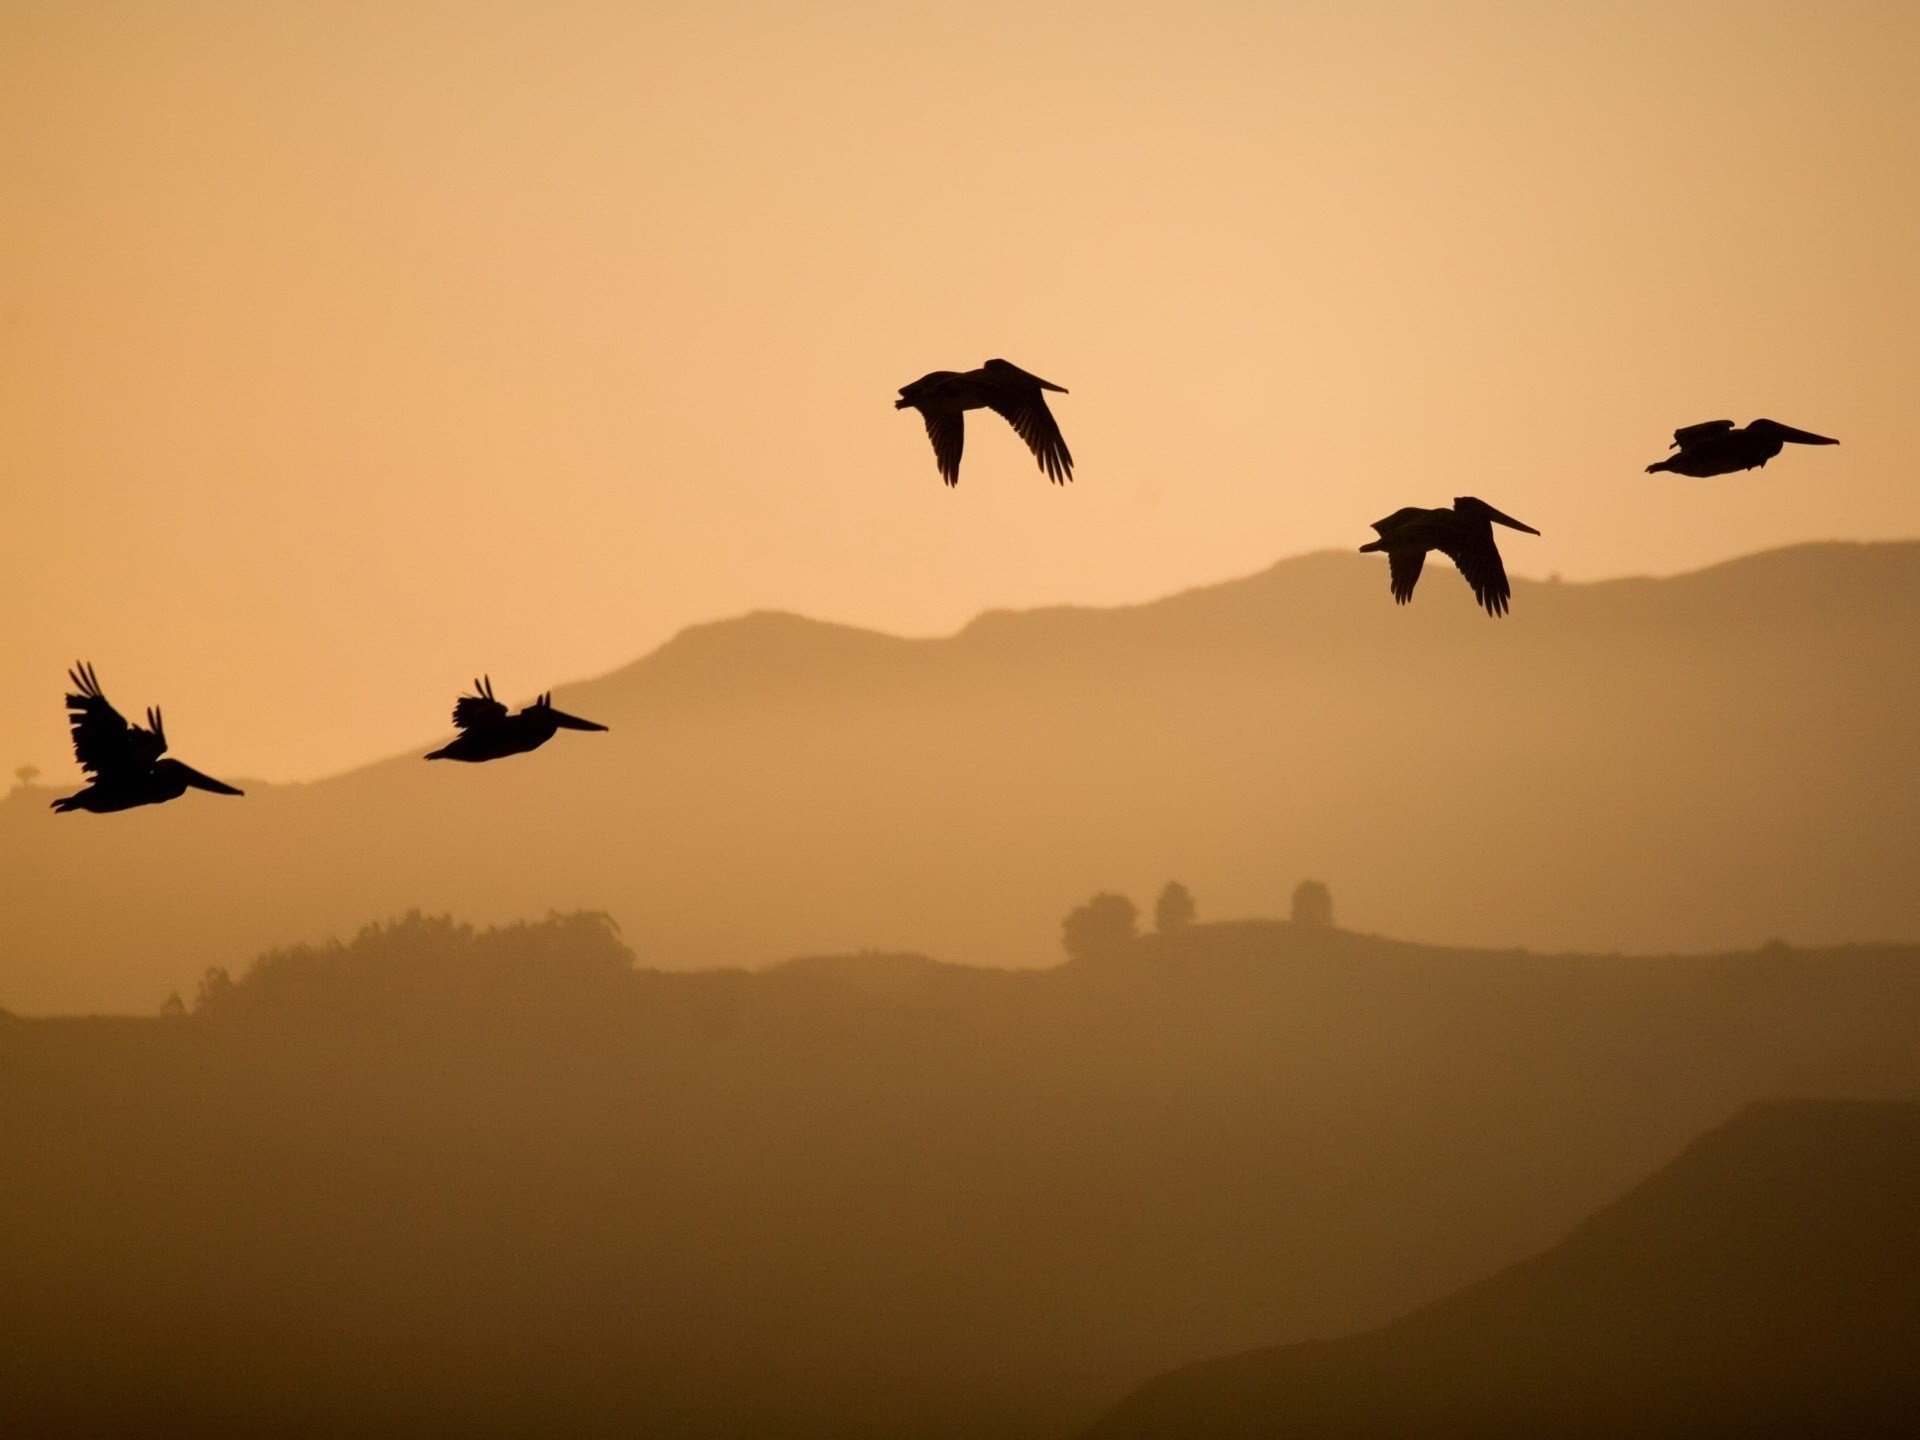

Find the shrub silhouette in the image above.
[
  {"left": 1291, "top": 880, "right": 1333, "bottom": 929},
  {"left": 1062, "top": 892, "right": 1140, "bottom": 963}
]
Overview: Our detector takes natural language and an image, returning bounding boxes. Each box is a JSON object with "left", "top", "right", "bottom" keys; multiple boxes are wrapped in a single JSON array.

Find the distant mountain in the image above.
[
  {"left": 6, "top": 540, "right": 1920, "bottom": 1013},
  {"left": 4, "top": 914, "right": 1919, "bottom": 1439},
  {"left": 1087, "top": 1099, "right": 1920, "bottom": 1440}
]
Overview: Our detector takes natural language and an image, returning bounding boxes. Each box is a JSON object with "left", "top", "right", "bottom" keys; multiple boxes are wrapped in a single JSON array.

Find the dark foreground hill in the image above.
[
  {"left": 7, "top": 540, "right": 1920, "bottom": 1013},
  {"left": 1087, "top": 1099, "right": 1920, "bottom": 1440},
  {"left": 3, "top": 914, "right": 1918, "bottom": 1438}
]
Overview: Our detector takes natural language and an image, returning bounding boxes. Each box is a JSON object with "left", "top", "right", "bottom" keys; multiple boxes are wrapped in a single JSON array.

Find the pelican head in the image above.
[
  {"left": 1453, "top": 497, "right": 1540, "bottom": 534},
  {"left": 529, "top": 693, "right": 608, "bottom": 732}
]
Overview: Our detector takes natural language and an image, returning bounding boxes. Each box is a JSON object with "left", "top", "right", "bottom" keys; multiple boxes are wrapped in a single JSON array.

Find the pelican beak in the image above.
[
  {"left": 1760, "top": 421, "right": 1838, "bottom": 446},
  {"left": 1486, "top": 507, "right": 1540, "bottom": 535},
  {"left": 180, "top": 765, "right": 244, "bottom": 796},
  {"left": 549, "top": 709, "right": 608, "bottom": 732}
]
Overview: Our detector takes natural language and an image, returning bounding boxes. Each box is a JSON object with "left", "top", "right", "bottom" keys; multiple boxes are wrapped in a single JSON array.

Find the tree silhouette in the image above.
[
  {"left": 1062, "top": 892, "right": 1139, "bottom": 963},
  {"left": 193, "top": 966, "right": 234, "bottom": 1013},
  {"left": 1154, "top": 881, "right": 1197, "bottom": 934},
  {"left": 1291, "top": 880, "right": 1334, "bottom": 929},
  {"left": 13, "top": 764, "right": 39, "bottom": 789},
  {"left": 192, "top": 911, "right": 634, "bottom": 1021}
]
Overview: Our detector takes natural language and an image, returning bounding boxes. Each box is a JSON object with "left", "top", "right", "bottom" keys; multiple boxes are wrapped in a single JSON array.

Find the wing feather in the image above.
[
  {"left": 982, "top": 387, "right": 1074, "bottom": 484},
  {"left": 1438, "top": 535, "right": 1513, "bottom": 617},
  {"left": 920, "top": 408, "right": 965, "bottom": 487},
  {"left": 453, "top": 676, "right": 508, "bottom": 732},
  {"left": 63, "top": 663, "right": 166, "bottom": 779},
  {"left": 1386, "top": 549, "right": 1425, "bottom": 605}
]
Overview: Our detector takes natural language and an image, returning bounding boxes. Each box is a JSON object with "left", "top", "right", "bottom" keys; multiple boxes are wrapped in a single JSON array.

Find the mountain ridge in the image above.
[{"left": 6, "top": 537, "right": 1920, "bottom": 1013}]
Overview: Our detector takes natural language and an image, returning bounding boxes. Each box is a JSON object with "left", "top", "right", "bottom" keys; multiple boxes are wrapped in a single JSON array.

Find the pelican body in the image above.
[
  {"left": 51, "top": 663, "right": 243, "bottom": 813},
  {"left": 1646, "top": 418, "right": 1837, "bottom": 477},
  {"left": 425, "top": 678, "right": 607, "bottom": 763},
  {"left": 896, "top": 358, "right": 1074, "bottom": 486},
  {"left": 1360, "top": 497, "right": 1540, "bottom": 617}
]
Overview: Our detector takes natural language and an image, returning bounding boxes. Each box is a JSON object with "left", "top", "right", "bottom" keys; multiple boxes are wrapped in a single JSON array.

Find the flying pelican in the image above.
[
  {"left": 1360, "top": 498, "right": 1541, "bottom": 617},
  {"left": 424, "top": 677, "right": 607, "bottom": 763},
  {"left": 50, "top": 663, "right": 243, "bottom": 813},
  {"left": 896, "top": 359, "right": 1073, "bottom": 486},
  {"left": 1645, "top": 418, "right": 1837, "bottom": 477}
]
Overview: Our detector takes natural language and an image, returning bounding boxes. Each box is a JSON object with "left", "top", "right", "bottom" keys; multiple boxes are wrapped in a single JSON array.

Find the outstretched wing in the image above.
[
  {"left": 1438, "top": 535, "right": 1513, "bottom": 617},
  {"left": 452, "top": 676, "right": 508, "bottom": 732},
  {"left": 917, "top": 407, "right": 965, "bottom": 486},
  {"left": 980, "top": 378, "right": 1073, "bottom": 484},
  {"left": 1671, "top": 419, "right": 1735, "bottom": 449},
  {"left": 1386, "top": 548, "right": 1426, "bottom": 605},
  {"left": 64, "top": 662, "right": 166, "bottom": 779}
]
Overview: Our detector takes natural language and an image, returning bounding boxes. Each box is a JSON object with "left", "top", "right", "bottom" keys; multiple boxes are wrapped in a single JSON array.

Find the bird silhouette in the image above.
[
  {"left": 50, "top": 663, "right": 243, "bottom": 813},
  {"left": 896, "top": 359, "right": 1073, "bottom": 486},
  {"left": 1645, "top": 418, "right": 1837, "bottom": 477},
  {"left": 424, "top": 677, "right": 607, "bottom": 762},
  {"left": 1360, "top": 497, "right": 1541, "bottom": 617}
]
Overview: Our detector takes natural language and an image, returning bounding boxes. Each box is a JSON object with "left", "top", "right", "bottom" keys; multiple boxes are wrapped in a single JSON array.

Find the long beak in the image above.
[
  {"left": 1760, "top": 421, "right": 1838, "bottom": 446},
  {"left": 1036, "top": 377, "right": 1068, "bottom": 393},
  {"left": 549, "top": 710, "right": 608, "bottom": 732},
  {"left": 1486, "top": 507, "right": 1540, "bottom": 535},
  {"left": 180, "top": 765, "right": 244, "bottom": 796}
]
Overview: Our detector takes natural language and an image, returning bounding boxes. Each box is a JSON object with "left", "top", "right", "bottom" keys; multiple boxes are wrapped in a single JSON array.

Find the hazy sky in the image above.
[{"left": 4, "top": 0, "right": 1916, "bottom": 782}]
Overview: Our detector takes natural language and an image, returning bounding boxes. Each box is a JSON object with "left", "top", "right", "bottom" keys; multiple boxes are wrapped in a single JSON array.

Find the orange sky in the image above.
[{"left": 4, "top": 0, "right": 1917, "bottom": 783}]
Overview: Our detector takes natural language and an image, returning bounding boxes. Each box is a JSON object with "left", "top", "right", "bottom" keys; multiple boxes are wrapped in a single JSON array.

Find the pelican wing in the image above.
[
  {"left": 1386, "top": 548, "right": 1426, "bottom": 605},
  {"left": 1438, "top": 534, "right": 1513, "bottom": 617},
  {"left": 452, "top": 676, "right": 508, "bottom": 732},
  {"left": 981, "top": 382, "right": 1073, "bottom": 484},
  {"left": 64, "top": 663, "right": 166, "bottom": 779},
  {"left": 1671, "top": 419, "right": 1735, "bottom": 448},
  {"left": 920, "top": 407, "right": 965, "bottom": 487}
]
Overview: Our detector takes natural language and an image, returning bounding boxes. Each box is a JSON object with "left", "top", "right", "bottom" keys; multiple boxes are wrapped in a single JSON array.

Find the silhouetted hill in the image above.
[
  {"left": 1087, "top": 1099, "right": 1920, "bottom": 1440},
  {"left": 5, "top": 539, "right": 1920, "bottom": 1013},
  {"left": 3, "top": 913, "right": 1918, "bottom": 1438}
]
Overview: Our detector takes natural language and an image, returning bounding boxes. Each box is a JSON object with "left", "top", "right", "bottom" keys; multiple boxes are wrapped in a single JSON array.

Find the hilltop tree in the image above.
[
  {"left": 192, "top": 911, "right": 634, "bottom": 1022},
  {"left": 13, "top": 764, "right": 39, "bottom": 789},
  {"left": 193, "top": 966, "right": 235, "bottom": 1012},
  {"left": 1062, "top": 892, "right": 1139, "bottom": 963},
  {"left": 1291, "top": 880, "right": 1334, "bottom": 930},
  {"left": 1154, "top": 881, "right": 1197, "bottom": 934}
]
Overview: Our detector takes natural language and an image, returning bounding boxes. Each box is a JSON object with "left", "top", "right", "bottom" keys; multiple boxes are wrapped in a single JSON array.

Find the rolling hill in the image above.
[
  {"left": 5, "top": 539, "right": 1920, "bottom": 1013},
  {"left": 1086, "top": 1098, "right": 1920, "bottom": 1440},
  {"left": 3, "top": 913, "right": 1918, "bottom": 1438}
]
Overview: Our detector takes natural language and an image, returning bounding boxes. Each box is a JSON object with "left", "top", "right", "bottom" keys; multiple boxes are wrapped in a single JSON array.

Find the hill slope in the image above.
[
  {"left": 1087, "top": 1099, "right": 1920, "bottom": 1440},
  {"left": 6, "top": 540, "right": 1920, "bottom": 1012},
  {"left": 3, "top": 916, "right": 1919, "bottom": 1438}
]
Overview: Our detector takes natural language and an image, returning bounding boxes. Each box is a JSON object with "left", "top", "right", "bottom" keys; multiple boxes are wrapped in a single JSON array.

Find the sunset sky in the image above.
[{"left": 5, "top": 0, "right": 1916, "bottom": 783}]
